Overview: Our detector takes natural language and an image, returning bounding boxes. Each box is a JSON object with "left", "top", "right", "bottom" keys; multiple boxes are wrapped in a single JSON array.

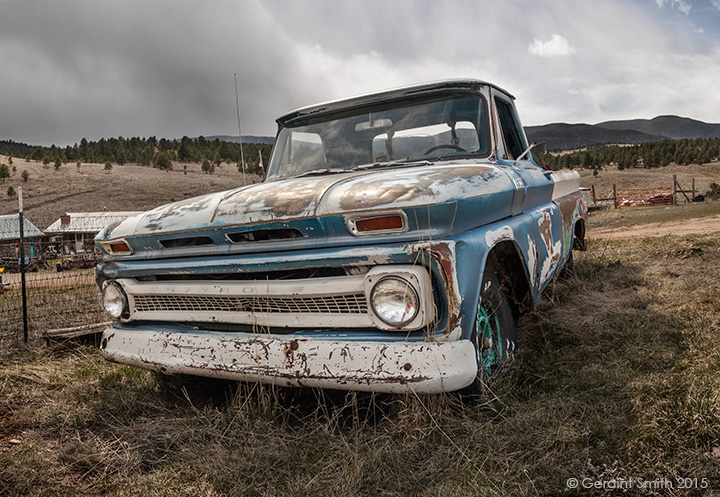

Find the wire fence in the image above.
[{"left": 0, "top": 205, "right": 136, "bottom": 345}]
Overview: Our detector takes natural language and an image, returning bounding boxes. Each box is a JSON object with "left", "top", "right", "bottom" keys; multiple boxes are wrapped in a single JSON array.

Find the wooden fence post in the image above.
[
  {"left": 591, "top": 185, "right": 596, "bottom": 205},
  {"left": 612, "top": 184, "right": 617, "bottom": 209},
  {"left": 672, "top": 175, "right": 677, "bottom": 206},
  {"left": 692, "top": 178, "right": 695, "bottom": 201}
]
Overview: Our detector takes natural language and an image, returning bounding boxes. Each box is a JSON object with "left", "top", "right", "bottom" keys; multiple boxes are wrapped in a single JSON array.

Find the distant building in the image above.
[
  {"left": 0, "top": 214, "right": 45, "bottom": 258},
  {"left": 45, "top": 212, "right": 141, "bottom": 254}
]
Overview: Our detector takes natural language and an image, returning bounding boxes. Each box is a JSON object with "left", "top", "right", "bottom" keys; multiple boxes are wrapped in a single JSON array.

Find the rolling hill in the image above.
[
  {"left": 595, "top": 115, "right": 720, "bottom": 140},
  {"left": 525, "top": 115, "right": 720, "bottom": 151}
]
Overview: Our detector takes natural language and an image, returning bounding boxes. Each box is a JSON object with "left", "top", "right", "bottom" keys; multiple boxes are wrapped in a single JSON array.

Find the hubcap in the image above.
[{"left": 477, "top": 302, "right": 502, "bottom": 377}]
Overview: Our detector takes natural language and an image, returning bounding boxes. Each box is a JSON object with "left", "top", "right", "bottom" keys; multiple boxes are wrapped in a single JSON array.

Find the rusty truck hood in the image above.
[{"left": 100, "top": 161, "right": 513, "bottom": 241}]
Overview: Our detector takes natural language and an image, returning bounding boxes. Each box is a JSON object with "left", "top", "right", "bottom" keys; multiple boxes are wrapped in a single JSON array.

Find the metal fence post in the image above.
[{"left": 18, "top": 187, "right": 29, "bottom": 342}]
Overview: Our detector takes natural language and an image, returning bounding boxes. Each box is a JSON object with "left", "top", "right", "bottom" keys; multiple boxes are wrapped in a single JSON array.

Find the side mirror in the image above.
[{"left": 514, "top": 141, "right": 546, "bottom": 168}]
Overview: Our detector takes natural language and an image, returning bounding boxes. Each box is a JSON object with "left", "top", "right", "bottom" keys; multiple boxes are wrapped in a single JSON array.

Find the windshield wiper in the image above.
[
  {"left": 352, "top": 160, "right": 433, "bottom": 171},
  {"left": 294, "top": 168, "right": 348, "bottom": 178}
]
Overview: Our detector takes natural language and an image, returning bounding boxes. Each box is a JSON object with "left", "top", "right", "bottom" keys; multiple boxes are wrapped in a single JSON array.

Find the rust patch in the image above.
[
  {"left": 339, "top": 166, "right": 499, "bottom": 211},
  {"left": 538, "top": 210, "right": 553, "bottom": 252},
  {"left": 224, "top": 188, "right": 315, "bottom": 219},
  {"left": 554, "top": 191, "right": 586, "bottom": 252},
  {"left": 538, "top": 211, "right": 561, "bottom": 264},
  {"left": 556, "top": 191, "right": 582, "bottom": 241},
  {"left": 283, "top": 339, "right": 300, "bottom": 363},
  {"left": 141, "top": 195, "right": 219, "bottom": 232},
  {"left": 408, "top": 240, "right": 461, "bottom": 337},
  {"left": 217, "top": 175, "right": 344, "bottom": 220}
]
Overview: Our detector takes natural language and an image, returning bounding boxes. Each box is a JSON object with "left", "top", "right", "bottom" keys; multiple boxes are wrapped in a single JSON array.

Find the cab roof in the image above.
[{"left": 276, "top": 79, "right": 515, "bottom": 127}]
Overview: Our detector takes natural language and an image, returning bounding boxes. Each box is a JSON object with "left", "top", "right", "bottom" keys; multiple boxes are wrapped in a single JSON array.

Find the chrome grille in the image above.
[{"left": 132, "top": 293, "right": 368, "bottom": 315}]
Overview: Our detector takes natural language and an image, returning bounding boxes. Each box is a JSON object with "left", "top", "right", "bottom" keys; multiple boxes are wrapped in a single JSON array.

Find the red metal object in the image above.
[{"left": 616, "top": 188, "right": 673, "bottom": 207}]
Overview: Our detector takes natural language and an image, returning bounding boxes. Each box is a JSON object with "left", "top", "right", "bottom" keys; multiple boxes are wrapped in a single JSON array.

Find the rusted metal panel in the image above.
[
  {"left": 405, "top": 240, "right": 463, "bottom": 341},
  {"left": 555, "top": 190, "right": 587, "bottom": 256},
  {"left": 617, "top": 188, "right": 673, "bottom": 207}
]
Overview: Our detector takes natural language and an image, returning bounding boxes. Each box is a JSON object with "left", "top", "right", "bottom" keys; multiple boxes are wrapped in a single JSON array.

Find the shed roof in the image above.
[
  {"left": 0, "top": 214, "right": 45, "bottom": 241},
  {"left": 45, "top": 212, "right": 142, "bottom": 234}
]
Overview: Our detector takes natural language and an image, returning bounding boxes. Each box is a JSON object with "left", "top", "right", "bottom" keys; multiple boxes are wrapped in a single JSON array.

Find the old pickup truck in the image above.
[{"left": 96, "top": 80, "right": 586, "bottom": 394}]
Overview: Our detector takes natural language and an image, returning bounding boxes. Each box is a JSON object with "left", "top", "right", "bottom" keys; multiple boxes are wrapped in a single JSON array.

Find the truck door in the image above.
[
  {"left": 492, "top": 90, "right": 563, "bottom": 294},
  {"left": 492, "top": 91, "right": 554, "bottom": 213}
]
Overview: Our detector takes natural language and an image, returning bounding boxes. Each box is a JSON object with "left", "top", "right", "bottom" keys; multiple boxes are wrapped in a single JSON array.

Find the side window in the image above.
[{"left": 495, "top": 98, "right": 526, "bottom": 160}]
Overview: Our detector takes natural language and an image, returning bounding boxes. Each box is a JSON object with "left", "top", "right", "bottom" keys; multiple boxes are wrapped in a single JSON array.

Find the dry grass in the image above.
[
  {"left": 588, "top": 200, "right": 720, "bottom": 231},
  {"left": 579, "top": 161, "right": 720, "bottom": 201},
  {"left": 2, "top": 231, "right": 720, "bottom": 495},
  {"left": 0, "top": 155, "right": 262, "bottom": 222}
]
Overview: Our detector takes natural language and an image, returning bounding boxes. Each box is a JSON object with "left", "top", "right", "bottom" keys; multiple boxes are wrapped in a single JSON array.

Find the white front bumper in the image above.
[{"left": 100, "top": 327, "right": 477, "bottom": 394}]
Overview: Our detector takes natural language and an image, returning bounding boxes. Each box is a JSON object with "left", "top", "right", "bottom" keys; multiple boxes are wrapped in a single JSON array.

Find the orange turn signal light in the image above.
[
  {"left": 355, "top": 215, "right": 405, "bottom": 232},
  {"left": 104, "top": 240, "right": 132, "bottom": 255}
]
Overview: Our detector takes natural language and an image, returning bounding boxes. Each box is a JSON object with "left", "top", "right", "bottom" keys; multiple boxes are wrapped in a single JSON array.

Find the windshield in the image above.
[{"left": 266, "top": 93, "right": 490, "bottom": 181}]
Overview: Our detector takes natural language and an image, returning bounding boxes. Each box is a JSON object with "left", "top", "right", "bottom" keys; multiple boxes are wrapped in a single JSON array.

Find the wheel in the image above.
[
  {"left": 464, "top": 268, "right": 516, "bottom": 395},
  {"left": 423, "top": 144, "right": 467, "bottom": 155}
]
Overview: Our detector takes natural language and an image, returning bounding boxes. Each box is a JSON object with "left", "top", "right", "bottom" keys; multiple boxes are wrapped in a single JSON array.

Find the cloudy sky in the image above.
[{"left": 0, "top": 0, "right": 718, "bottom": 146}]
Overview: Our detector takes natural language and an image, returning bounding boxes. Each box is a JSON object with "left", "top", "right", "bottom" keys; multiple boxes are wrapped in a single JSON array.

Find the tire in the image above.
[{"left": 463, "top": 268, "right": 516, "bottom": 395}]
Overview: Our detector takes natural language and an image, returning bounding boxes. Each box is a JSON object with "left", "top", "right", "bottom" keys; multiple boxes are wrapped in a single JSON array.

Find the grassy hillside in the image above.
[{"left": 0, "top": 156, "right": 262, "bottom": 224}]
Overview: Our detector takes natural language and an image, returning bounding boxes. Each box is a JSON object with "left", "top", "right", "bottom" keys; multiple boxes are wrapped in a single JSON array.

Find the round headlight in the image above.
[
  {"left": 103, "top": 282, "right": 128, "bottom": 319},
  {"left": 370, "top": 277, "right": 419, "bottom": 327}
]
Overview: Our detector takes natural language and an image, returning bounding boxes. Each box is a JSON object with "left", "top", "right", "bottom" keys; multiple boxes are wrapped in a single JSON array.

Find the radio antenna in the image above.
[{"left": 234, "top": 73, "right": 246, "bottom": 185}]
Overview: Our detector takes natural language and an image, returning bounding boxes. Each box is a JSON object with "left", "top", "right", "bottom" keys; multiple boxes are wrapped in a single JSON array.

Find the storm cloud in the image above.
[{"left": 0, "top": 0, "right": 718, "bottom": 146}]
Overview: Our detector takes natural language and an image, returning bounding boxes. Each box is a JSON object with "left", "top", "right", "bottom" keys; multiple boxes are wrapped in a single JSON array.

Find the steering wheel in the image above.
[{"left": 423, "top": 144, "right": 467, "bottom": 155}]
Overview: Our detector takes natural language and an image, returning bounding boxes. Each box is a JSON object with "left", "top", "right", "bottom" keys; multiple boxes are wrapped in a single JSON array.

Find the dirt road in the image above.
[{"left": 589, "top": 214, "right": 720, "bottom": 239}]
